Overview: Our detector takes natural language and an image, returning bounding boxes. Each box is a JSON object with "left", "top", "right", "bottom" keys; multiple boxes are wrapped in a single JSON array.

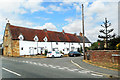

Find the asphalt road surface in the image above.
[{"left": 1, "top": 56, "right": 106, "bottom": 78}]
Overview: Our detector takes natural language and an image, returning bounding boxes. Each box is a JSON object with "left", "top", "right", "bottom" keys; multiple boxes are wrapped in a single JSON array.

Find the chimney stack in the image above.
[
  {"left": 43, "top": 29, "right": 47, "bottom": 32},
  {"left": 62, "top": 30, "right": 65, "bottom": 34},
  {"left": 74, "top": 33, "right": 76, "bottom": 36},
  {"left": 80, "top": 32, "right": 82, "bottom": 36}
]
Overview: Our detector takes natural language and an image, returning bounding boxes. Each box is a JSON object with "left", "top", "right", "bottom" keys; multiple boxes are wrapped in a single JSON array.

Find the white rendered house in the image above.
[{"left": 3, "top": 23, "right": 91, "bottom": 56}]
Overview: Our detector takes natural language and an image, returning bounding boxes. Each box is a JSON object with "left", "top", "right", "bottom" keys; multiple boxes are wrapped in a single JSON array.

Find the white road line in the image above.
[
  {"left": 38, "top": 63, "right": 43, "bottom": 66},
  {"left": 67, "top": 69, "right": 75, "bottom": 72},
  {"left": 91, "top": 73, "right": 103, "bottom": 77},
  {"left": 55, "top": 66, "right": 60, "bottom": 68},
  {"left": 50, "top": 66, "right": 56, "bottom": 68},
  {"left": 43, "top": 64, "right": 49, "bottom": 67},
  {"left": 33, "top": 62, "right": 37, "bottom": 65},
  {"left": 78, "top": 71, "right": 88, "bottom": 74},
  {"left": 2, "top": 67, "right": 21, "bottom": 76},
  {"left": 71, "top": 60, "right": 85, "bottom": 69},
  {"left": 63, "top": 67, "right": 69, "bottom": 69},
  {"left": 58, "top": 67, "right": 65, "bottom": 70}
]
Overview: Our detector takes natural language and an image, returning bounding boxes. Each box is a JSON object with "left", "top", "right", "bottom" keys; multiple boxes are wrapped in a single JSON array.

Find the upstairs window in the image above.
[
  {"left": 18, "top": 34, "right": 24, "bottom": 41},
  {"left": 43, "top": 36, "right": 48, "bottom": 42},
  {"left": 34, "top": 35, "right": 39, "bottom": 42}
]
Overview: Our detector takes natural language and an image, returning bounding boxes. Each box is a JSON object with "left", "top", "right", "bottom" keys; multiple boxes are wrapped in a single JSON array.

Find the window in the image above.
[
  {"left": 56, "top": 42, "right": 58, "bottom": 45},
  {"left": 72, "top": 43, "right": 73, "bottom": 45},
  {"left": 53, "top": 48, "right": 55, "bottom": 51},
  {"left": 56, "top": 52, "right": 59, "bottom": 54},
  {"left": 71, "top": 47, "right": 74, "bottom": 50},
  {"left": 64, "top": 42, "right": 66, "bottom": 44},
  {"left": 21, "top": 47, "right": 23, "bottom": 50},
  {"left": 18, "top": 34, "right": 24, "bottom": 40},
  {"left": 78, "top": 43, "right": 80, "bottom": 45},
  {"left": 34, "top": 35, "right": 38, "bottom": 42},
  {"left": 67, "top": 48, "right": 69, "bottom": 51}
]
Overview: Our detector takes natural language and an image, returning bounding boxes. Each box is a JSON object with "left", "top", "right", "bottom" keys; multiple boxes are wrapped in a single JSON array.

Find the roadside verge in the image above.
[{"left": 71, "top": 58, "right": 120, "bottom": 78}]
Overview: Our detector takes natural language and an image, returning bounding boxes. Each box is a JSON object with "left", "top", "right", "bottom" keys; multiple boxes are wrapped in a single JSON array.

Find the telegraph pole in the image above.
[{"left": 82, "top": 4, "right": 85, "bottom": 60}]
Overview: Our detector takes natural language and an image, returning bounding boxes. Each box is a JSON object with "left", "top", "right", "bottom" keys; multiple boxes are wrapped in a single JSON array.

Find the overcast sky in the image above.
[{"left": 0, "top": 0, "right": 119, "bottom": 44}]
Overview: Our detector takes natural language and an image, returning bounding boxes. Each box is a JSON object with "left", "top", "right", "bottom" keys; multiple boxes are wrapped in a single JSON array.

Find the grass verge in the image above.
[{"left": 83, "top": 60, "right": 120, "bottom": 71}]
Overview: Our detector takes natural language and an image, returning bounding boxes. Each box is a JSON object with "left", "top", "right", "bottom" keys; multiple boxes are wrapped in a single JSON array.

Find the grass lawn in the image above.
[{"left": 83, "top": 60, "right": 120, "bottom": 71}]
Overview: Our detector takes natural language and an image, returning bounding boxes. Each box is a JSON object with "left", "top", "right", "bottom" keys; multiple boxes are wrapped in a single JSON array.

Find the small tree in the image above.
[{"left": 98, "top": 18, "right": 115, "bottom": 49}]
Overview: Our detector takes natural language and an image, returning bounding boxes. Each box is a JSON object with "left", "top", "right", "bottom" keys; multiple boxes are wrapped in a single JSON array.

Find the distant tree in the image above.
[
  {"left": 98, "top": 18, "right": 115, "bottom": 49},
  {"left": 108, "top": 36, "right": 120, "bottom": 50},
  {"left": 89, "top": 42, "right": 99, "bottom": 50}
]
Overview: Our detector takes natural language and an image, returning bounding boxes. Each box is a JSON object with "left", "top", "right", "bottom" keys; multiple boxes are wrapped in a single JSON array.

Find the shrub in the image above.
[{"left": 116, "top": 43, "right": 120, "bottom": 50}]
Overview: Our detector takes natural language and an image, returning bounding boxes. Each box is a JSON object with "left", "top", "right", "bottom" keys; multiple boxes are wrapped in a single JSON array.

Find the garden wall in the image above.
[{"left": 87, "top": 50, "right": 120, "bottom": 64}]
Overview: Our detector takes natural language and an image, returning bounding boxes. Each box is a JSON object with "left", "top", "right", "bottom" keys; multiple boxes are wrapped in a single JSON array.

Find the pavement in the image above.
[{"left": 72, "top": 57, "right": 120, "bottom": 78}]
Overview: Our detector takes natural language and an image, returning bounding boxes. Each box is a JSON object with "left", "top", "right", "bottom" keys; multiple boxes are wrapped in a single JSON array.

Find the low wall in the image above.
[{"left": 87, "top": 50, "right": 120, "bottom": 64}]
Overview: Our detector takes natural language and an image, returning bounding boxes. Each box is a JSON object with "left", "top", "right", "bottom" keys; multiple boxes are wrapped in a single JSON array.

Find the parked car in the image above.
[
  {"left": 46, "top": 51, "right": 63, "bottom": 58},
  {"left": 68, "top": 51, "right": 81, "bottom": 57}
]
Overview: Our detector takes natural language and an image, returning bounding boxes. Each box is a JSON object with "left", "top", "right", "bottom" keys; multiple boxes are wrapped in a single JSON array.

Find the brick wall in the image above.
[
  {"left": 3, "top": 24, "right": 12, "bottom": 56},
  {"left": 87, "top": 50, "right": 120, "bottom": 64},
  {"left": 11, "top": 40, "right": 20, "bottom": 57},
  {"left": 3, "top": 23, "right": 20, "bottom": 57}
]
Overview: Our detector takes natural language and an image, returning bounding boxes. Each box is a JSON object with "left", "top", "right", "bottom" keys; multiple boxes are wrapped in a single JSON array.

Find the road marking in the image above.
[
  {"left": 91, "top": 73, "right": 103, "bottom": 77},
  {"left": 67, "top": 69, "right": 75, "bottom": 72},
  {"left": 58, "top": 67, "right": 65, "bottom": 70},
  {"left": 50, "top": 66, "right": 56, "bottom": 68},
  {"left": 2, "top": 67, "right": 21, "bottom": 76},
  {"left": 55, "top": 66, "right": 60, "bottom": 68},
  {"left": 71, "top": 60, "right": 84, "bottom": 69},
  {"left": 43, "top": 64, "right": 49, "bottom": 67},
  {"left": 33, "top": 62, "right": 37, "bottom": 65},
  {"left": 38, "top": 63, "right": 43, "bottom": 66},
  {"left": 78, "top": 71, "right": 88, "bottom": 74}
]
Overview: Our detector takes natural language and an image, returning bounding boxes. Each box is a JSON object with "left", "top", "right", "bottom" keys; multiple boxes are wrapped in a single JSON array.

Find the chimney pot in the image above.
[
  {"left": 80, "top": 32, "right": 82, "bottom": 36},
  {"left": 62, "top": 30, "right": 65, "bottom": 34}
]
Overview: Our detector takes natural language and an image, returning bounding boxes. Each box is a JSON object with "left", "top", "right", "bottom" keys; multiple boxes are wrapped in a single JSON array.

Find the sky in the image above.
[{"left": 0, "top": 0, "right": 119, "bottom": 44}]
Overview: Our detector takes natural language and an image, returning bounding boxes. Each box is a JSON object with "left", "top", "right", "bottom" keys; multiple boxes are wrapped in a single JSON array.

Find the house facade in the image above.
[{"left": 3, "top": 23, "right": 91, "bottom": 57}]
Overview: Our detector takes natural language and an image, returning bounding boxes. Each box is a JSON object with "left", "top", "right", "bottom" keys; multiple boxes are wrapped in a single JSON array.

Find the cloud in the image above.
[
  {"left": 64, "top": 18, "right": 73, "bottom": 22},
  {"left": 0, "top": 34, "right": 3, "bottom": 44},
  {"left": 0, "top": 0, "right": 26, "bottom": 14},
  {"left": 62, "top": 1, "right": 118, "bottom": 42},
  {"left": 63, "top": 19, "right": 82, "bottom": 33},
  {"left": 34, "top": 23, "right": 57, "bottom": 31},
  {"left": 35, "top": 17, "right": 50, "bottom": 20}
]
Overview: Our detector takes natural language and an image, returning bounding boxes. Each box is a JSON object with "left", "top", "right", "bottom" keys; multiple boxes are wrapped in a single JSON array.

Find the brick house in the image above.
[{"left": 3, "top": 23, "right": 91, "bottom": 57}]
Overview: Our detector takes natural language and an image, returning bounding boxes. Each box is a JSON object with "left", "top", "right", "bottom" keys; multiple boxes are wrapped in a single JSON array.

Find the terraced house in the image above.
[{"left": 3, "top": 22, "right": 91, "bottom": 57}]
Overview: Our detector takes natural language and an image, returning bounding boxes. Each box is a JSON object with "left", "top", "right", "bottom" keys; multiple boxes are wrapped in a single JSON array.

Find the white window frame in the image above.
[
  {"left": 34, "top": 35, "right": 39, "bottom": 42},
  {"left": 18, "top": 34, "right": 24, "bottom": 41}
]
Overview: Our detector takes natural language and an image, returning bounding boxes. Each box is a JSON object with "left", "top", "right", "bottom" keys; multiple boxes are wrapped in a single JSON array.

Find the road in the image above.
[{"left": 1, "top": 56, "right": 106, "bottom": 78}]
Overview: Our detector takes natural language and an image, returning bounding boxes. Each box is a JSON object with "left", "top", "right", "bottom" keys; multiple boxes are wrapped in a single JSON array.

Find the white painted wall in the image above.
[{"left": 19, "top": 40, "right": 91, "bottom": 55}]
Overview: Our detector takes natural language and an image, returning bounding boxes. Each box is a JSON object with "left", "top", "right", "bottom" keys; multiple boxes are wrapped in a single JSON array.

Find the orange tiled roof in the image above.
[{"left": 9, "top": 25, "right": 80, "bottom": 42}]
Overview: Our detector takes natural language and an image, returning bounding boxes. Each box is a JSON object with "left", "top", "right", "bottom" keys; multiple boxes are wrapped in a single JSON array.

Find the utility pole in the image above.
[{"left": 82, "top": 4, "right": 85, "bottom": 60}]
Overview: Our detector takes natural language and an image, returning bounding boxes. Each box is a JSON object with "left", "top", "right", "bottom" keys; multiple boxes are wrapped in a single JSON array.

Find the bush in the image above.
[
  {"left": 45, "top": 50, "right": 48, "bottom": 56},
  {"left": 116, "top": 43, "right": 120, "bottom": 50}
]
